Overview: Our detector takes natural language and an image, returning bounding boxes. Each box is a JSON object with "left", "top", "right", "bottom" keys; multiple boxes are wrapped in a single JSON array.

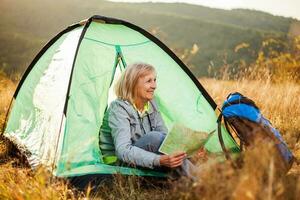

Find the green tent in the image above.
[{"left": 4, "top": 15, "right": 239, "bottom": 178}]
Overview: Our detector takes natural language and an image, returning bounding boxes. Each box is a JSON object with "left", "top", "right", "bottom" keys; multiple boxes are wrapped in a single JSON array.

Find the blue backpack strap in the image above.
[
  {"left": 217, "top": 113, "right": 230, "bottom": 160},
  {"left": 224, "top": 118, "right": 244, "bottom": 151},
  {"left": 217, "top": 112, "right": 240, "bottom": 161}
]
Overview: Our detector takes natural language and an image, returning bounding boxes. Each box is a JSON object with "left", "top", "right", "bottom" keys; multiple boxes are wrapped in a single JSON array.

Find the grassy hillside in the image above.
[
  {"left": 116, "top": 2, "right": 293, "bottom": 33},
  {"left": 0, "top": 0, "right": 297, "bottom": 77}
]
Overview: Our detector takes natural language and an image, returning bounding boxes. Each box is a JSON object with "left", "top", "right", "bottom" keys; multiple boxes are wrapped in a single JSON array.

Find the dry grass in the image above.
[
  {"left": 0, "top": 163, "right": 79, "bottom": 200},
  {"left": 169, "top": 142, "right": 300, "bottom": 200},
  {"left": 0, "top": 72, "right": 300, "bottom": 199},
  {"left": 87, "top": 175, "right": 169, "bottom": 200}
]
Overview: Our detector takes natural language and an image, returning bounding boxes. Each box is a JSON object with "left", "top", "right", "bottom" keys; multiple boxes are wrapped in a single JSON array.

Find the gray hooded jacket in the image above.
[{"left": 100, "top": 99, "right": 168, "bottom": 169}]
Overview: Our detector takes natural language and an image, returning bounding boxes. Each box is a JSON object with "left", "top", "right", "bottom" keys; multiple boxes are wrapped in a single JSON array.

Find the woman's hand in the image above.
[{"left": 159, "top": 152, "right": 187, "bottom": 168}]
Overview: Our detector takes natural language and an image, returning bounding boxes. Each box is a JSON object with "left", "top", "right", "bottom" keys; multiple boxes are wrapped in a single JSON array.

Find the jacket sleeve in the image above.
[{"left": 108, "top": 102, "right": 161, "bottom": 169}]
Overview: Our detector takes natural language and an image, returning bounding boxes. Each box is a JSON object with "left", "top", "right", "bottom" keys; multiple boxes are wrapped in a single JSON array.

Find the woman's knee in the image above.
[
  {"left": 134, "top": 131, "right": 166, "bottom": 153},
  {"left": 147, "top": 131, "right": 166, "bottom": 145}
]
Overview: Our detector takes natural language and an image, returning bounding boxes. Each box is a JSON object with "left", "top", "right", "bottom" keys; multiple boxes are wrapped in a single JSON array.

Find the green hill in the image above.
[{"left": 0, "top": 0, "right": 297, "bottom": 77}]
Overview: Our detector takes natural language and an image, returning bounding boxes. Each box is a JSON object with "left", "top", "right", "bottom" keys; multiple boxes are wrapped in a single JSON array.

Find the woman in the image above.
[{"left": 100, "top": 63, "right": 188, "bottom": 171}]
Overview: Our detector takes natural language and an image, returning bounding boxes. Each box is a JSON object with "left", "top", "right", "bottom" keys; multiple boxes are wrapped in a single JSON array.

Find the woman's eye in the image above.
[{"left": 145, "top": 77, "right": 156, "bottom": 83}]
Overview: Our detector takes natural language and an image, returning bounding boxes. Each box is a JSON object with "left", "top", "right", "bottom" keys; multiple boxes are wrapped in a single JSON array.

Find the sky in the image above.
[{"left": 108, "top": 0, "right": 300, "bottom": 20}]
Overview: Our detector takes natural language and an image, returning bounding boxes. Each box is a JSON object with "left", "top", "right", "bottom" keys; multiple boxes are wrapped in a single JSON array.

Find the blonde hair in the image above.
[{"left": 115, "top": 63, "right": 156, "bottom": 104}]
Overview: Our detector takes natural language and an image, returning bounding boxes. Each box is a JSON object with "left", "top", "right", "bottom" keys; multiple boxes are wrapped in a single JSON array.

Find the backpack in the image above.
[{"left": 217, "top": 92, "right": 294, "bottom": 171}]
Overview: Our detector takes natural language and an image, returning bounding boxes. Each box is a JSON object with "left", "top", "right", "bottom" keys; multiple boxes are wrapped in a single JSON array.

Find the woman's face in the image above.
[{"left": 135, "top": 71, "right": 157, "bottom": 102}]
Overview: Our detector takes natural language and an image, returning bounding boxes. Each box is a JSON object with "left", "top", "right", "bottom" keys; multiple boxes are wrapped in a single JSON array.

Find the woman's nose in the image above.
[{"left": 151, "top": 81, "right": 156, "bottom": 89}]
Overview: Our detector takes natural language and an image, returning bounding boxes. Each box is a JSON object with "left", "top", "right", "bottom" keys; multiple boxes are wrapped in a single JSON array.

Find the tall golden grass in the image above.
[
  {"left": 0, "top": 164, "right": 79, "bottom": 200},
  {"left": 0, "top": 67, "right": 299, "bottom": 199}
]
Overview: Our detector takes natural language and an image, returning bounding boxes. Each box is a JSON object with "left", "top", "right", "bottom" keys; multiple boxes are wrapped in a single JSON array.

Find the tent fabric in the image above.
[
  {"left": 5, "top": 27, "right": 84, "bottom": 167},
  {"left": 4, "top": 15, "right": 239, "bottom": 178}
]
